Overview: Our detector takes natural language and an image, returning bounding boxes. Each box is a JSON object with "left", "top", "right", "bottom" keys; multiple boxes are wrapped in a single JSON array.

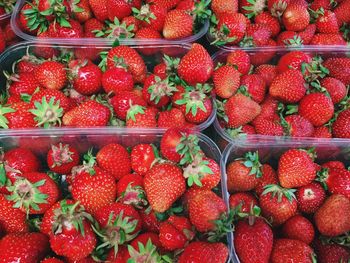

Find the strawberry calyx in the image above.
[
  {"left": 0, "top": 105, "right": 15, "bottom": 129},
  {"left": 239, "top": 151, "right": 263, "bottom": 178},
  {"left": 269, "top": 0, "right": 288, "bottom": 18},
  {"left": 207, "top": 210, "right": 234, "bottom": 242},
  {"left": 209, "top": 17, "right": 237, "bottom": 46},
  {"left": 341, "top": 23, "right": 350, "bottom": 42},
  {"left": 29, "top": 97, "right": 63, "bottom": 128},
  {"left": 126, "top": 104, "right": 146, "bottom": 122},
  {"left": 50, "top": 143, "right": 75, "bottom": 167},
  {"left": 176, "top": 132, "right": 201, "bottom": 166},
  {"left": 301, "top": 56, "right": 329, "bottom": 84},
  {"left": 93, "top": 211, "right": 139, "bottom": 253},
  {"left": 215, "top": 99, "right": 228, "bottom": 123},
  {"left": 192, "top": 0, "right": 211, "bottom": 25},
  {"left": 6, "top": 177, "right": 48, "bottom": 214},
  {"left": 316, "top": 167, "right": 330, "bottom": 190},
  {"left": 132, "top": 4, "right": 156, "bottom": 24},
  {"left": 262, "top": 184, "right": 297, "bottom": 203},
  {"left": 283, "top": 36, "right": 304, "bottom": 47},
  {"left": 67, "top": 59, "right": 89, "bottom": 79},
  {"left": 319, "top": 233, "right": 350, "bottom": 248},
  {"left": 118, "top": 183, "right": 148, "bottom": 209},
  {"left": 95, "top": 18, "right": 135, "bottom": 39},
  {"left": 127, "top": 239, "right": 164, "bottom": 263},
  {"left": 175, "top": 90, "right": 208, "bottom": 116},
  {"left": 0, "top": 162, "right": 7, "bottom": 187},
  {"left": 0, "top": 0, "right": 16, "bottom": 13},
  {"left": 71, "top": 149, "right": 96, "bottom": 176},
  {"left": 242, "top": 0, "right": 266, "bottom": 19},
  {"left": 183, "top": 155, "right": 213, "bottom": 187},
  {"left": 148, "top": 76, "right": 177, "bottom": 104},
  {"left": 225, "top": 127, "right": 248, "bottom": 139},
  {"left": 68, "top": 0, "right": 84, "bottom": 14}
]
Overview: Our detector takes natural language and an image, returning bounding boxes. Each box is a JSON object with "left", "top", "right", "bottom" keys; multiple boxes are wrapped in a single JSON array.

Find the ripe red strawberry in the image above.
[
  {"left": 139, "top": 207, "right": 160, "bottom": 233},
  {"left": 226, "top": 152, "right": 262, "bottom": 192},
  {"left": 106, "top": 0, "right": 132, "bottom": 21},
  {"left": 284, "top": 115, "right": 314, "bottom": 137},
  {"left": 157, "top": 108, "right": 186, "bottom": 128},
  {"left": 0, "top": 233, "right": 49, "bottom": 263},
  {"left": 224, "top": 93, "right": 261, "bottom": 128},
  {"left": 229, "top": 192, "right": 258, "bottom": 213},
  {"left": 7, "top": 172, "right": 60, "bottom": 215},
  {"left": 254, "top": 118, "right": 284, "bottom": 136},
  {"left": 282, "top": 215, "right": 315, "bottom": 244},
  {"left": 142, "top": 75, "right": 175, "bottom": 108},
  {"left": 1, "top": 102, "right": 35, "bottom": 129},
  {"left": 298, "top": 24, "right": 316, "bottom": 44},
  {"left": 243, "top": 24, "right": 272, "bottom": 47},
  {"left": 106, "top": 245, "right": 129, "bottom": 262},
  {"left": 276, "top": 31, "right": 301, "bottom": 46},
  {"left": 102, "top": 67, "right": 134, "bottom": 95},
  {"left": 71, "top": 166, "right": 117, "bottom": 215},
  {"left": 35, "top": 61, "right": 67, "bottom": 90},
  {"left": 144, "top": 163, "right": 186, "bottom": 213},
  {"left": 260, "top": 184, "right": 298, "bottom": 225},
  {"left": 322, "top": 160, "right": 345, "bottom": 170},
  {"left": 49, "top": 19, "right": 84, "bottom": 38},
  {"left": 310, "top": 33, "right": 347, "bottom": 45},
  {"left": 106, "top": 46, "right": 147, "bottom": 84},
  {"left": 71, "top": 0, "right": 92, "bottom": 23},
  {"left": 226, "top": 50, "right": 251, "bottom": 75},
  {"left": 316, "top": 10, "right": 339, "bottom": 34},
  {"left": 315, "top": 194, "right": 350, "bottom": 236},
  {"left": 240, "top": 74, "right": 267, "bottom": 103},
  {"left": 255, "top": 164, "right": 278, "bottom": 195},
  {"left": 178, "top": 241, "right": 229, "bottom": 263},
  {"left": 30, "top": 89, "right": 71, "bottom": 113},
  {"left": 334, "top": 0, "right": 350, "bottom": 24},
  {"left": 63, "top": 100, "right": 110, "bottom": 127},
  {"left": 96, "top": 143, "right": 131, "bottom": 180},
  {"left": 135, "top": 28, "right": 162, "bottom": 55},
  {"left": 70, "top": 62, "right": 102, "bottom": 96},
  {"left": 310, "top": 0, "right": 334, "bottom": 11},
  {"left": 271, "top": 239, "right": 314, "bottom": 263},
  {"left": 147, "top": 0, "right": 180, "bottom": 10},
  {"left": 314, "top": 239, "right": 350, "bottom": 263},
  {"left": 159, "top": 215, "right": 194, "bottom": 250},
  {"left": 324, "top": 57, "right": 350, "bottom": 85},
  {"left": 163, "top": 10, "right": 193, "bottom": 39},
  {"left": 131, "top": 144, "right": 156, "bottom": 176},
  {"left": 0, "top": 194, "right": 29, "bottom": 234},
  {"left": 255, "top": 12, "right": 280, "bottom": 37},
  {"left": 282, "top": 3, "right": 310, "bottom": 32},
  {"left": 251, "top": 40, "right": 277, "bottom": 66},
  {"left": 47, "top": 143, "right": 79, "bottom": 174},
  {"left": 110, "top": 91, "right": 146, "bottom": 120},
  {"left": 188, "top": 189, "right": 227, "bottom": 232},
  {"left": 296, "top": 182, "right": 326, "bottom": 214},
  {"left": 211, "top": 0, "right": 238, "bottom": 15},
  {"left": 277, "top": 51, "right": 312, "bottom": 73},
  {"left": 321, "top": 168, "right": 350, "bottom": 199},
  {"left": 83, "top": 18, "right": 104, "bottom": 37},
  {"left": 89, "top": 0, "right": 108, "bottom": 21},
  {"left": 7, "top": 73, "right": 40, "bottom": 97},
  {"left": 134, "top": 4, "right": 166, "bottom": 32},
  {"left": 320, "top": 77, "right": 347, "bottom": 104},
  {"left": 126, "top": 106, "right": 157, "bottom": 128},
  {"left": 234, "top": 218, "right": 273, "bottom": 263},
  {"left": 178, "top": 44, "right": 213, "bottom": 86},
  {"left": 128, "top": 232, "right": 163, "bottom": 261},
  {"left": 255, "top": 64, "right": 277, "bottom": 86},
  {"left": 278, "top": 149, "right": 316, "bottom": 188},
  {"left": 213, "top": 65, "right": 240, "bottom": 99},
  {"left": 41, "top": 258, "right": 65, "bottom": 263},
  {"left": 333, "top": 109, "right": 350, "bottom": 138},
  {"left": 269, "top": 69, "right": 306, "bottom": 103},
  {"left": 214, "top": 12, "right": 247, "bottom": 46}
]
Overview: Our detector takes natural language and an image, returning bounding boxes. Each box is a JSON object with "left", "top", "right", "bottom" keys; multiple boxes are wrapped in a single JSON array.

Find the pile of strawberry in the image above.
[
  {"left": 209, "top": 0, "right": 350, "bottom": 47},
  {"left": 215, "top": 49, "right": 350, "bottom": 139},
  {"left": 227, "top": 148, "right": 350, "bottom": 262},
  {"left": 0, "top": 128, "right": 230, "bottom": 262},
  {"left": 18, "top": 0, "right": 210, "bottom": 41},
  {"left": 0, "top": 43, "right": 215, "bottom": 129},
  {"left": 0, "top": 0, "right": 20, "bottom": 54}
]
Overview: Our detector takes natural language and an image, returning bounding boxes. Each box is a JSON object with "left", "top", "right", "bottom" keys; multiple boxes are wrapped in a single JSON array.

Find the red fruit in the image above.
[
  {"left": 250, "top": 39, "right": 277, "bottom": 65},
  {"left": 163, "top": 10, "right": 193, "bottom": 39},
  {"left": 47, "top": 19, "right": 83, "bottom": 38},
  {"left": 310, "top": 33, "right": 347, "bottom": 45},
  {"left": 240, "top": 74, "right": 267, "bottom": 103},
  {"left": 178, "top": 241, "right": 229, "bottom": 263},
  {"left": 102, "top": 67, "right": 134, "bottom": 95},
  {"left": 71, "top": 166, "right": 117, "bottom": 215},
  {"left": 126, "top": 106, "right": 157, "bottom": 128},
  {"left": 269, "top": 69, "right": 306, "bottom": 103},
  {"left": 299, "top": 92, "right": 334, "bottom": 127},
  {"left": 322, "top": 168, "right": 350, "bottom": 199},
  {"left": 334, "top": 0, "right": 350, "bottom": 24},
  {"left": 47, "top": 143, "right": 79, "bottom": 174},
  {"left": 106, "top": 245, "right": 129, "bottom": 262},
  {"left": 213, "top": 65, "right": 241, "bottom": 99},
  {"left": 240, "top": 0, "right": 265, "bottom": 18},
  {"left": 268, "top": 0, "right": 289, "bottom": 17},
  {"left": 41, "top": 258, "right": 65, "bottom": 263},
  {"left": 215, "top": 12, "right": 247, "bottom": 45},
  {"left": 229, "top": 192, "right": 258, "bottom": 213},
  {"left": 131, "top": 144, "right": 156, "bottom": 176},
  {"left": 333, "top": 109, "right": 350, "bottom": 138},
  {"left": 107, "top": 0, "right": 132, "bottom": 21},
  {"left": 31, "top": 89, "right": 71, "bottom": 113},
  {"left": 142, "top": 75, "right": 176, "bottom": 108},
  {"left": 226, "top": 50, "right": 251, "bottom": 75},
  {"left": 71, "top": 0, "right": 92, "bottom": 23},
  {"left": 116, "top": 173, "right": 146, "bottom": 207},
  {"left": 277, "top": 51, "right": 312, "bottom": 73},
  {"left": 255, "top": 164, "right": 278, "bottom": 195},
  {"left": 134, "top": 4, "right": 166, "bottom": 32},
  {"left": 89, "top": 0, "right": 107, "bottom": 21},
  {"left": 254, "top": 118, "right": 284, "bottom": 136},
  {"left": 139, "top": 208, "right": 160, "bottom": 233},
  {"left": 224, "top": 93, "right": 261, "bottom": 128},
  {"left": 8, "top": 73, "right": 40, "bottom": 97},
  {"left": 271, "top": 239, "right": 314, "bottom": 263},
  {"left": 298, "top": 24, "right": 317, "bottom": 44},
  {"left": 157, "top": 108, "right": 186, "bottom": 128},
  {"left": 0, "top": 233, "right": 49, "bottom": 263},
  {"left": 84, "top": 18, "right": 104, "bottom": 37},
  {"left": 128, "top": 232, "right": 163, "bottom": 260},
  {"left": 2, "top": 102, "right": 36, "bottom": 129},
  {"left": 284, "top": 115, "right": 314, "bottom": 137},
  {"left": 35, "top": 61, "right": 67, "bottom": 90},
  {"left": 71, "top": 63, "right": 102, "bottom": 96},
  {"left": 255, "top": 12, "right": 280, "bottom": 37},
  {"left": 144, "top": 163, "right": 186, "bottom": 213},
  {"left": 254, "top": 64, "right": 277, "bottom": 86},
  {"left": 109, "top": 91, "right": 146, "bottom": 120},
  {"left": 160, "top": 128, "right": 188, "bottom": 163},
  {"left": 316, "top": 10, "right": 339, "bottom": 34},
  {"left": 322, "top": 161, "right": 345, "bottom": 170},
  {"left": 314, "top": 239, "right": 350, "bottom": 263},
  {"left": 313, "top": 126, "right": 332, "bottom": 138},
  {"left": 135, "top": 28, "right": 161, "bottom": 55},
  {"left": 234, "top": 218, "right": 273, "bottom": 263},
  {"left": 297, "top": 182, "right": 326, "bottom": 214},
  {"left": 244, "top": 24, "right": 272, "bottom": 47},
  {"left": 282, "top": 4, "right": 310, "bottom": 32},
  {"left": 320, "top": 77, "right": 347, "bottom": 104},
  {"left": 324, "top": 57, "right": 350, "bottom": 85},
  {"left": 282, "top": 215, "right": 315, "bottom": 244}
]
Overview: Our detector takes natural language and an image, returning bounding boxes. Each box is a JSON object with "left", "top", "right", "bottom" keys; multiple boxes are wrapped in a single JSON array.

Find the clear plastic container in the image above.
[
  {"left": 0, "top": 41, "right": 216, "bottom": 131},
  {"left": 212, "top": 46, "right": 350, "bottom": 144},
  {"left": 11, "top": 0, "right": 209, "bottom": 45},
  {"left": 0, "top": 127, "right": 232, "bottom": 262},
  {"left": 221, "top": 137, "right": 350, "bottom": 263}
]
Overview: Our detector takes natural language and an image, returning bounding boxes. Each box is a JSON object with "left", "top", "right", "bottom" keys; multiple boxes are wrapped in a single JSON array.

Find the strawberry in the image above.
[
  {"left": 240, "top": 0, "right": 265, "bottom": 18},
  {"left": 135, "top": 28, "right": 162, "bottom": 55},
  {"left": 334, "top": 0, "right": 350, "bottom": 24},
  {"left": 315, "top": 194, "right": 350, "bottom": 237},
  {"left": 255, "top": 12, "right": 280, "bottom": 37},
  {"left": 116, "top": 173, "right": 146, "bottom": 208},
  {"left": 163, "top": 10, "right": 193, "bottom": 39},
  {"left": 89, "top": 0, "right": 108, "bottom": 21},
  {"left": 147, "top": 0, "right": 180, "bottom": 10},
  {"left": 178, "top": 241, "right": 229, "bottom": 263},
  {"left": 226, "top": 151, "right": 262, "bottom": 192},
  {"left": 242, "top": 24, "right": 272, "bottom": 47},
  {"left": 213, "top": 65, "right": 241, "bottom": 99},
  {"left": 322, "top": 160, "right": 345, "bottom": 170},
  {"left": 255, "top": 164, "right": 278, "bottom": 195},
  {"left": 41, "top": 258, "right": 65, "bottom": 263},
  {"left": 316, "top": 10, "right": 339, "bottom": 34},
  {"left": 277, "top": 51, "right": 312, "bottom": 73},
  {"left": 310, "top": 33, "right": 347, "bottom": 45},
  {"left": 48, "top": 19, "right": 83, "bottom": 38},
  {"left": 139, "top": 207, "right": 160, "bottom": 233},
  {"left": 278, "top": 149, "right": 316, "bottom": 188},
  {"left": 71, "top": 0, "right": 92, "bottom": 23},
  {"left": 131, "top": 144, "right": 156, "bottom": 176},
  {"left": 47, "top": 200, "right": 97, "bottom": 261},
  {"left": 70, "top": 62, "right": 102, "bottom": 96},
  {"left": 332, "top": 109, "right": 350, "bottom": 138},
  {"left": 110, "top": 91, "right": 146, "bottom": 120},
  {"left": 324, "top": 57, "right": 350, "bottom": 85},
  {"left": 314, "top": 239, "right": 350, "bottom": 263},
  {"left": 126, "top": 106, "right": 157, "bottom": 128},
  {"left": 226, "top": 50, "right": 251, "bottom": 75},
  {"left": 229, "top": 192, "right": 258, "bottom": 213},
  {"left": 297, "top": 182, "right": 326, "bottom": 214},
  {"left": 268, "top": 0, "right": 289, "bottom": 18},
  {"left": 144, "top": 163, "right": 186, "bottom": 213},
  {"left": 128, "top": 233, "right": 163, "bottom": 262},
  {"left": 254, "top": 64, "right": 277, "bottom": 86},
  {"left": 47, "top": 143, "right": 80, "bottom": 174},
  {"left": 298, "top": 24, "right": 317, "bottom": 44},
  {"left": 157, "top": 108, "right": 186, "bottom": 128},
  {"left": 102, "top": 67, "right": 134, "bottom": 95},
  {"left": 283, "top": 115, "right": 314, "bottom": 137},
  {"left": 249, "top": 39, "right": 277, "bottom": 65},
  {"left": 94, "top": 202, "right": 141, "bottom": 251},
  {"left": 6, "top": 172, "right": 60, "bottom": 215},
  {"left": 320, "top": 168, "right": 350, "bottom": 199},
  {"left": 107, "top": 0, "right": 132, "bottom": 21},
  {"left": 270, "top": 239, "right": 314, "bottom": 263},
  {"left": 254, "top": 118, "right": 284, "bottom": 136},
  {"left": 214, "top": 12, "right": 247, "bottom": 46},
  {"left": 240, "top": 74, "right": 267, "bottom": 103},
  {"left": 310, "top": 0, "right": 334, "bottom": 11},
  {"left": 0, "top": 194, "right": 29, "bottom": 234},
  {"left": 63, "top": 100, "right": 111, "bottom": 127},
  {"left": 277, "top": 31, "right": 302, "bottom": 47},
  {"left": 133, "top": 4, "right": 166, "bottom": 32},
  {"left": 160, "top": 128, "right": 190, "bottom": 163},
  {"left": 260, "top": 185, "right": 297, "bottom": 225},
  {"left": 142, "top": 75, "right": 176, "bottom": 108},
  {"left": 282, "top": 215, "right": 315, "bottom": 244},
  {"left": 71, "top": 166, "right": 117, "bottom": 215},
  {"left": 7, "top": 72, "right": 40, "bottom": 97},
  {"left": 0, "top": 233, "right": 49, "bottom": 263},
  {"left": 35, "top": 61, "right": 67, "bottom": 90},
  {"left": 106, "top": 46, "right": 147, "bottom": 84},
  {"left": 211, "top": 0, "right": 238, "bottom": 15},
  {"left": 269, "top": 69, "right": 306, "bottom": 103},
  {"left": 84, "top": 18, "right": 104, "bottom": 37},
  {"left": 234, "top": 218, "right": 273, "bottom": 263},
  {"left": 320, "top": 77, "right": 347, "bottom": 104},
  {"left": 282, "top": 3, "right": 310, "bottom": 32},
  {"left": 224, "top": 93, "right": 261, "bottom": 128},
  {"left": 30, "top": 89, "right": 71, "bottom": 113},
  {"left": 106, "top": 245, "right": 129, "bottom": 262}
]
